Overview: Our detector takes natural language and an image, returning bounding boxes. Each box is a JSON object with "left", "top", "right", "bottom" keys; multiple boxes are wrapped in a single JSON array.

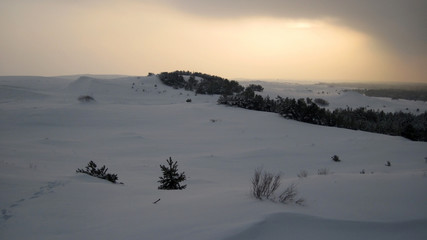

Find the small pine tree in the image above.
[
  {"left": 76, "top": 161, "right": 119, "bottom": 184},
  {"left": 331, "top": 155, "right": 341, "bottom": 162},
  {"left": 158, "top": 157, "right": 187, "bottom": 190}
]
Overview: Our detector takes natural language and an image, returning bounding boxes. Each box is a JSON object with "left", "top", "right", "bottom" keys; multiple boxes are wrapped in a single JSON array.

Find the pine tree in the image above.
[
  {"left": 331, "top": 155, "right": 341, "bottom": 162},
  {"left": 158, "top": 157, "right": 187, "bottom": 190},
  {"left": 76, "top": 161, "right": 119, "bottom": 183}
]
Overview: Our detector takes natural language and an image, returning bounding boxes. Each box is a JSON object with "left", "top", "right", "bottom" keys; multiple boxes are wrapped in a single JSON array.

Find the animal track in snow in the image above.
[{"left": 1, "top": 181, "right": 65, "bottom": 222}]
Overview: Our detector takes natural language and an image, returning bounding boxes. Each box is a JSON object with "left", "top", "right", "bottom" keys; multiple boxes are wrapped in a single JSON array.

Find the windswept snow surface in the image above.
[
  {"left": 225, "top": 213, "right": 427, "bottom": 240},
  {"left": 1, "top": 76, "right": 426, "bottom": 240},
  {"left": 243, "top": 81, "right": 427, "bottom": 114}
]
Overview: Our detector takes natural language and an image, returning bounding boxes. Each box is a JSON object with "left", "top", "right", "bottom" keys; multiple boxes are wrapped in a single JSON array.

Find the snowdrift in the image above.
[{"left": 225, "top": 213, "right": 427, "bottom": 240}]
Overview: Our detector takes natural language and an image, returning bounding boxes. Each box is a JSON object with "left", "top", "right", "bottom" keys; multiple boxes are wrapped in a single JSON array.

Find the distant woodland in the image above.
[
  {"left": 355, "top": 89, "right": 427, "bottom": 101},
  {"left": 158, "top": 71, "right": 244, "bottom": 95},
  {"left": 158, "top": 71, "right": 427, "bottom": 141}
]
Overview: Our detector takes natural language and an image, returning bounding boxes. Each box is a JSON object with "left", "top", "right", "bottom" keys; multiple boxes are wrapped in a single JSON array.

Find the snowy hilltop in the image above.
[{"left": 1, "top": 73, "right": 426, "bottom": 240}]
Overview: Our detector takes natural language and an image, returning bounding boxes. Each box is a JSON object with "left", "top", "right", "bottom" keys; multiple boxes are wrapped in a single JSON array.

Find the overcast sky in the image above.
[
  {"left": 1, "top": 0, "right": 426, "bottom": 82},
  {"left": 155, "top": 0, "right": 427, "bottom": 55}
]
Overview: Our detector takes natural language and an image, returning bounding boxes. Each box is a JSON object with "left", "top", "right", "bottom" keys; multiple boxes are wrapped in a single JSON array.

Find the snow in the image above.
[
  {"left": 243, "top": 81, "right": 427, "bottom": 114},
  {"left": 1, "top": 75, "right": 426, "bottom": 240},
  {"left": 224, "top": 213, "right": 427, "bottom": 240}
]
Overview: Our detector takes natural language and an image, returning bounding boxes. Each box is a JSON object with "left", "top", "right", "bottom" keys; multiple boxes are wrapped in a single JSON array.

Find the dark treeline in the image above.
[
  {"left": 356, "top": 89, "right": 427, "bottom": 102},
  {"left": 218, "top": 88, "right": 427, "bottom": 141},
  {"left": 156, "top": 71, "right": 427, "bottom": 141},
  {"left": 158, "top": 71, "right": 244, "bottom": 95}
]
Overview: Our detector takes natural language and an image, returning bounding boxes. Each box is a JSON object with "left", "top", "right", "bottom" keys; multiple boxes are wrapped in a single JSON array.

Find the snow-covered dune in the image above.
[{"left": 1, "top": 75, "right": 426, "bottom": 240}]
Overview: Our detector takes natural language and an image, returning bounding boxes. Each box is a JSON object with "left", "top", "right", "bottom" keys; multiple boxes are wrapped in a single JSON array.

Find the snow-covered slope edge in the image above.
[{"left": 225, "top": 212, "right": 427, "bottom": 240}]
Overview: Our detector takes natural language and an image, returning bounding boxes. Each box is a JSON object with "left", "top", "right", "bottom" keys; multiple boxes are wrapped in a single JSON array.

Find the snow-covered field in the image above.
[
  {"left": 242, "top": 80, "right": 427, "bottom": 114},
  {"left": 1, "top": 75, "right": 426, "bottom": 240}
]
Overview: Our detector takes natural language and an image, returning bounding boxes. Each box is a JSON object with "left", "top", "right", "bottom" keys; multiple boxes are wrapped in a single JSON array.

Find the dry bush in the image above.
[
  {"left": 278, "top": 183, "right": 297, "bottom": 203},
  {"left": 317, "top": 168, "right": 330, "bottom": 175},
  {"left": 252, "top": 168, "right": 305, "bottom": 205},
  {"left": 251, "top": 168, "right": 281, "bottom": 200},
  {"left": 297, "top": 170, "right": 308, "bottom": 178},
  {"left": 278, "top": 183, "right": 305, "bottom": 205}
]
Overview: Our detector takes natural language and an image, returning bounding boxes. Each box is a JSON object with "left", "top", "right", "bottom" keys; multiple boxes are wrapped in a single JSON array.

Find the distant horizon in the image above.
[
  {"left": 0, "top": 70, "right": 427, "bottom": 86},
  {"left": 2, "top": 72, "right": 427, "bottom": 86},
  {"left": 1, "top": 69, "right": 427, "bottom": 85}
]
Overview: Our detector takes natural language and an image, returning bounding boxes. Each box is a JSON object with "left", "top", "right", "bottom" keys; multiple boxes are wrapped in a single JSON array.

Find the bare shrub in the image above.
[
  {"left": 279, "top": 183, "right": 297, "bottom": 203},
  {"left": 278, "top": 183, "right": 305, "bottom": 205},
  {"left": 252, "top": 169, "right": 305, "bottom": 205},
  {"left": 252, "top": 168, "right": 262, "bottom": 199},
  {"left": 317, "top": 168, "right": 330, "bottom": 175},
  {"left": 251, "top": 168, "right": 281, "bottom": 200},
  {"left": 297, "top": 170, "right": 308, "bottom": 178},
  {"left": 295, "top": 198, "right": 305, "bottom": 205}
]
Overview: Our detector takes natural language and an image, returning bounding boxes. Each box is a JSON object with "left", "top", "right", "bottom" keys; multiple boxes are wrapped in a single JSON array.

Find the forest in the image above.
[
  {"left": 355, "top": 89, "right": 427, "bottom": 101},
  {"left": 218, "top": 89, "right": 427, "bottom": 141},
  {"left": 158, "top": 71, "right": 244, "bottom": 95},
  {"left": 157, "top": 71, "right": 427, "bottom": 141}
]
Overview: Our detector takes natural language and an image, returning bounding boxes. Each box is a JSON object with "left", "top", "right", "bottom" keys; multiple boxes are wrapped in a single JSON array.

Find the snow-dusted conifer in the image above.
[
  {"left": 158, "top": 157, "right": 186, "bottom": 190},
  {"left": 76, "top": 161, "right": 119, "bottom": 183}
]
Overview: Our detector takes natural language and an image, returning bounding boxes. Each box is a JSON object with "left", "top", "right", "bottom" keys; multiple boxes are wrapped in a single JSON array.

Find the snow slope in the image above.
[
  {"left": 243, "top": 80, "right": 427, "bottom": 114},
  {"left": 1, "top": 75, "right": 426, "bottom": 240}
]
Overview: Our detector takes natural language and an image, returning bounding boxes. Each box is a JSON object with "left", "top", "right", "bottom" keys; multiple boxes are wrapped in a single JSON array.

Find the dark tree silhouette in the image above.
[
  {"left": 218, "top": 90, "right": 427, "bottom": 141},
  {"left": 158, "top": 157, "right": 187, "bottom": 190},
  {"left": 76, "top": 161, "right": 119, "bottom": 183}
]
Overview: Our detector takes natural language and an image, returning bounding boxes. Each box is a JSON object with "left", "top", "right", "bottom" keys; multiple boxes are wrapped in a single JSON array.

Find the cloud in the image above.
[
  {"left": 1, "top": 0, "right": 425, "bottom": 81},
  {"left": 147, "top": 0, "right": 427, "bottom": 56}
]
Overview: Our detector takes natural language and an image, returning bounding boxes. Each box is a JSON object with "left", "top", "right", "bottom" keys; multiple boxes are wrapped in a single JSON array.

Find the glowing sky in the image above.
[{"left": 1, "top": 0, "right": 426, "bottom": 82}]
